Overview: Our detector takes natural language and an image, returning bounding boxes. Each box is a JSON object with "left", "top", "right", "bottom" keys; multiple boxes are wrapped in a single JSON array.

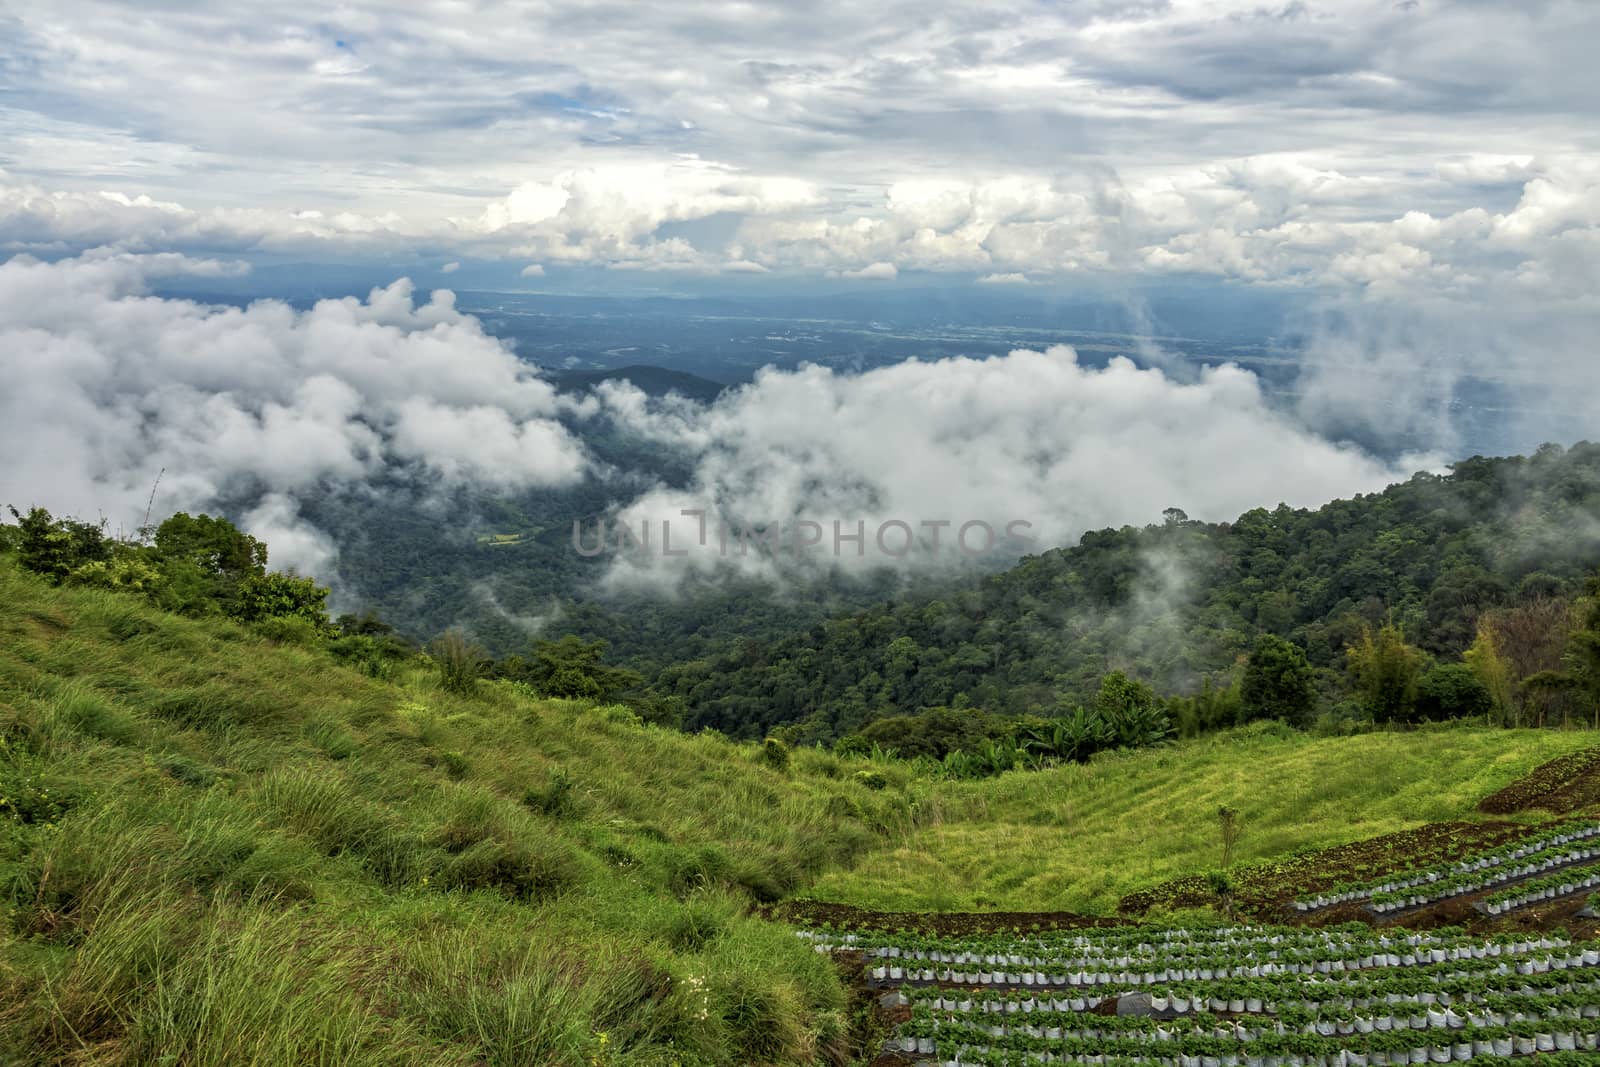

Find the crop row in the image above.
[
  {"left": 924, "top": 1055, "right": 1600, "bottom": 1067},
  {"left": 906, "top": 997, "right": 1597, "bottom": 1034},
  {"left": 1364, "top": 843, "right": 1600, "bottom": 915},
  {"left": 1478, "top": 862, "right": 1600, "bottom": 916},
  {"left": 1293, "top": 822, "right": 1600, "bottom": 911},
  {"left": 859, "top": 942, "right": 1591, "bottom": 988},
  {"left": 900, "top": 971, "right": 1600, "bottom": 1018},
  {"left": 907, "top": 1019, "right": 1600, "bottom": 1065},
  {"left": 804, "top": 924, "right": 1547, "bottom": 960},
  {"left": 818, "top": 932, "right": 1569, "bottom": 977},
  {"left": 822, "top": 925, "right": 1600, "bottom": 1067}
]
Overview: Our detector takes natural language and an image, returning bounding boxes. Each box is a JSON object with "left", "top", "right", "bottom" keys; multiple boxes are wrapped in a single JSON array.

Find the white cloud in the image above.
[
  {"left": 519, "top": 263, "right": 545, "bottom": 277},
  {"left": 978, "top": 272, "right": 1030, "bottom": 285},
  {"left": 0, "top": 251, "right": 589, "bottom": 579},
  {"left": 440, "top": 260, "right": 460, "bottom": 273},
  {"left": 0, "top": 0, "right": 1586, "bottom": 311},
  {"left": 839, "top": 261, "right": 897, "bottom": 281},
  {"left": 594, "top": 346, "right": 1434, "bottom": 591}
]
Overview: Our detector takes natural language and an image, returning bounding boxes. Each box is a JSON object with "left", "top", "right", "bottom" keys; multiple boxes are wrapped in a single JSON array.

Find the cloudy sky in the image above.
[
  {"left": 2, "top": 1, "right": 1597, "bottom": 586},
  {"left": 1, "top": 0, "right": 1595, "bottom": 294}
]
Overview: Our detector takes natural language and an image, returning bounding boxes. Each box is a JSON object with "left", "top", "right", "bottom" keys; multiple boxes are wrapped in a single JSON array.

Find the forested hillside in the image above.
[{"left": 657, "top": 443, "right": 1600, "bottom": 741}]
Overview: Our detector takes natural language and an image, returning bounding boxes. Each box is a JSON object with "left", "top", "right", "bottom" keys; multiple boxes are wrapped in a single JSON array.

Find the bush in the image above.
[
  {"left": 431, "top": 630, "right": 486, "bottom": 696},
  {"left": 436, "top": 750, "right": 469, "bottom": 779},
  {"left": 663, "top": 844, "right": 734, "bottom": 898},
  {"left": 761, "top": 736, "right": 790, "bottom": 770},
  {"left": 1095, "top": 672, "right": 1173, "bottom": 748},
  {"left": 851, "top": 769, "right": 888, "bottom": 791},
  {"left": 436, "top": 836, "right": 581, "bottom": 901},
  {"left": 303, "top": 717, "right": 357, "bottom": 760},
  {"left": 1415, "top": 663, "right": 1495, "bottom": 722},
  {"left": 9, "top": 506, "right": 110, "bottom": 584},
  {"left": 252, "top": 615, "right": 323, "bottom": 646}
]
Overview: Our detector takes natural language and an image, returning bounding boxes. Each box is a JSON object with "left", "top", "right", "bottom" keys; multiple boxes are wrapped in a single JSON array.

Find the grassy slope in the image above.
[
  {"left": 2, "top": 559, "right": 1596, "bottom": 1064},
  {"left": 0, "top": 559, "right": 922, "bottom": 1066},
  {"left": 808, "top": 724, "right": 1598, "bottom": 915}
]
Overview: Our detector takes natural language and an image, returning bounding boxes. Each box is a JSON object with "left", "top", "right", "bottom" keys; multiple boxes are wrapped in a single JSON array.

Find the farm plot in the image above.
[
  {"left": 805, "top": 924, "right": 1600, "bottom": 1066},
  {"left": 1289, "top": 821, "right": 1600, "bottom": 917}
]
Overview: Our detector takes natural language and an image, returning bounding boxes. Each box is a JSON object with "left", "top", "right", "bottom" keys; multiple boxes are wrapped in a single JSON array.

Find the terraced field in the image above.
[
  {"left": 811, "top": 922, "right": 1600, "bottom": 1065},
  {"left": 803, "top": 758, "right": 1600, "bottom": 1066}
]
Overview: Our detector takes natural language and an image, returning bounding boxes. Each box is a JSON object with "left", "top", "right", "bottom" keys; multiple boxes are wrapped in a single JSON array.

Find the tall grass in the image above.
[{"left": 0, "top": 558, "right": 901, "bottom": 1065}]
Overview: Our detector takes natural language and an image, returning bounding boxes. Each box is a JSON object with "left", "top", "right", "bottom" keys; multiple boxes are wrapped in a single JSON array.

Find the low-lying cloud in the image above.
[
  {"left": 592, "top": 346, "right": 1435, "bottom": 591},
  {"left": 3, "top": 251, "right": 1554, "bottom": 606},
  {"left": 0, "top": 251, "right": 587, "bottom": 575}
]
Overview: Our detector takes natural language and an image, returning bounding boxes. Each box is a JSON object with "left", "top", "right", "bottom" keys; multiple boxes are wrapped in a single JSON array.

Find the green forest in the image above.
[
  {"left": 11, "top": 443, "right": 1600, "bottom": 787},
  {"left": 644, "top": 443, "right": 1600, "bottom": 749}
]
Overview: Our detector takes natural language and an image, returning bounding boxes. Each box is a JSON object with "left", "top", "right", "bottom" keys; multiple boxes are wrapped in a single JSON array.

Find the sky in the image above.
[
  {"left": 1, "top": 0, "right": 1597, "bottom": 587},
  {"left": 0, "top": 0, "right": 1595, "bottom": 296}
]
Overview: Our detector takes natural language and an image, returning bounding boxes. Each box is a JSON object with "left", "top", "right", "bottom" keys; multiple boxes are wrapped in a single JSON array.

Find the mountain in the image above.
[
  {"left": 654, "top": 443, "right": 1600, "bottom": 740},
  {"left": 2, "top": 550, "right": 1591, "bottom": 1064}
]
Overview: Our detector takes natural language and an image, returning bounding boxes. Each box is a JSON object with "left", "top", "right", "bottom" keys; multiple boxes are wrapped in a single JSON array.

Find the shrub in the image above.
[
  {"left": 431, "top": 630, "right": 485, "bottom": 696},
  {"left": 156, "top": 752, "right": 216, "bottom": 787},
  {"left": 9, "top": 506, "right": 110, "bottom": 584},
  {"left": 851, "top": 769, "right": 888, "bottom": 791},
  {"left": 655, "top": 898, "right": 728, "bottom": 952},
  {"left": 1094, "top": 671, "right": 1173, "bottom": 748},
  {"left": 436, "top": 836, "right": 581, "bottom": 901},
  {"left": 663, "top": 845, "right": 734, "bottom": 898},
  {"left": 0, "top": 742, "right": 70, "bottom": 825},
  {"left": 761, "top": 736, "right": 790, "bottom": 770},
  {"left": 1415, "top": 662, "right": 1495, "bottom": 722},
  {"left": 1347, "top": 621, "right": 1423, "bottom": 723},
  {"left": 251, "top": 614, "right": 323, "bottom": 646}
]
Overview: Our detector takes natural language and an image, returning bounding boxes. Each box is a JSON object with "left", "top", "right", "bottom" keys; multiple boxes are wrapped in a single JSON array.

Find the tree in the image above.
[
  {"left": 8, "top": 506, "right": 110, "bottom": 583},
  {"left": 234, "top": 571, "right": 330, "bottom": 624},
  {"left": 1093, "top": 671, "right": 1172, "bottom": 748},
  {"left": 1414, "top": 663, "right": 1494, "bottom": 722},
  {"left": 860, "top": 706, "right": 996, "bottom": 761},
  {"left": 1346, "top": 622, "right": 1423, "bottom": 724},
  {"left": 517, "top": 635, "right": 642, "bottom": 701},
  {"left": 153, "top": 512, "right": 267, "bottom": 580},
  {"left": 150, "top": 512, "right": 269, "bottom": 616},
  {"left": 1477, "top": 598, "right": 1576, "bottom": 727},
  {"left": 1422, "top": 566, "right": 1509, "bottom": 654},
  {"left": 1463, "top": 619, "right": 1515, "bottom": 725},
  {"left": 1240, "top": 634, "right": 1317, "bottom": 725},
  {"left": 1507, "top": 576, "right": 1600, "bottom": 728},
  {"left": 1026, "top": 705, "right": 1114, "bottom": 763}
]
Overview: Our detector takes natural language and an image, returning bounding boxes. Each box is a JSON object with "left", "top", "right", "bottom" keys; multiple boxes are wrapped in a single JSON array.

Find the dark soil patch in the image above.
[
  {"left": 1480, "top": 747, "right": 1600, "bottom": 815},
  {"left": 1119, "top": 820, "right": 1529, "bottom": 920},
  {"left": 767, "top": 900, "right": 1118, "bottom": 936}
]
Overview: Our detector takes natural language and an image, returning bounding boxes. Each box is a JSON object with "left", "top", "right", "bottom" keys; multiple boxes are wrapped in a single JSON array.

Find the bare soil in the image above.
[
  {"left": 1118, "top": 820, "right": 1533, "bottom": 920},
  {"left": 767, "top": 900, "right": 1119, "bottom": 936},
  {"left": 1480, "top": 746, "right": 1600, "bottom": 815}
]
